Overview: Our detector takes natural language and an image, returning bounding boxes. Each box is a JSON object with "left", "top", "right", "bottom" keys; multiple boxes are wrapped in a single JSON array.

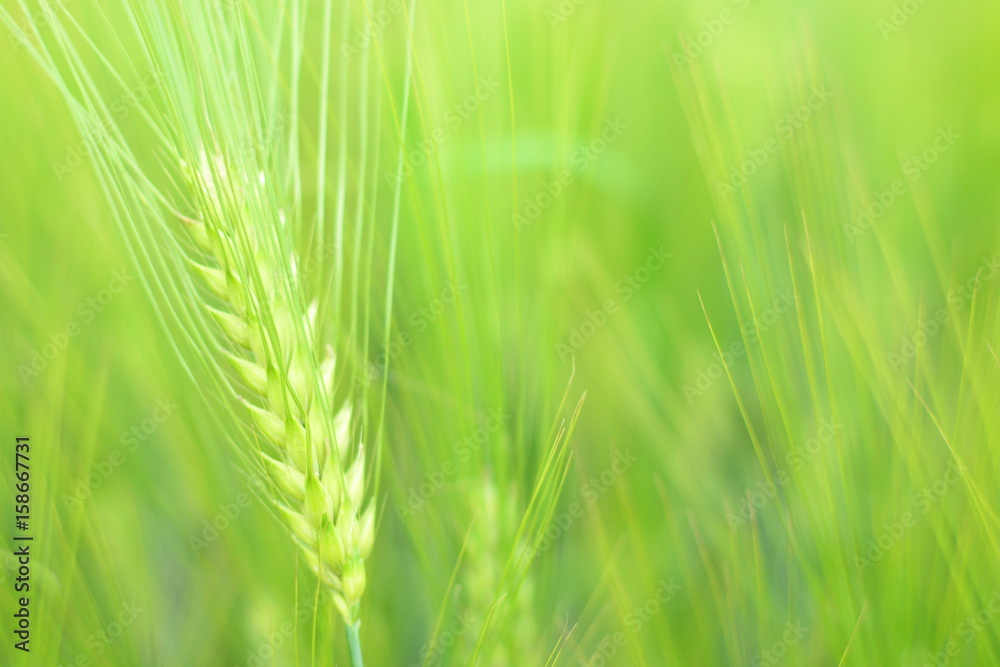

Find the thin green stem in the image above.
[{"left": 345, "top": 620, "right": 364, "bottom": 667}]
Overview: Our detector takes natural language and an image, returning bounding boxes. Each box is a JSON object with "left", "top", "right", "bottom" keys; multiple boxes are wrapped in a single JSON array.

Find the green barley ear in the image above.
[{"left": 178, "top": 151, "right": 374, "bottom": 625}]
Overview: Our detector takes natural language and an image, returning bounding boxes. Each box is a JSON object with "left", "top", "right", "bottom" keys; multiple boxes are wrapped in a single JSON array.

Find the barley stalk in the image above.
[{"left": 180, "top": 152, "right": 374, "bottom": 634}]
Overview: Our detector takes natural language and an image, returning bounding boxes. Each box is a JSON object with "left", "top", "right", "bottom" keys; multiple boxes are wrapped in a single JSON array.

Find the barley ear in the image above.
[{"left": 180, "top": 153, "right": 374, "bottom": 629}]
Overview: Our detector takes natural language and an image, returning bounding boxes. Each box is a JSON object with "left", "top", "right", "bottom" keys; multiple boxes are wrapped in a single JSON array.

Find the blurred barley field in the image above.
[{"left": 2, "top": 0, "right": 1000, "bottom": 665}]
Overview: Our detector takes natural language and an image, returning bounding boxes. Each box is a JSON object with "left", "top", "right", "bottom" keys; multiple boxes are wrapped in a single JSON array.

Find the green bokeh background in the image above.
[{"left": 3, "top": 0, "right": 999, "bottom": 664}]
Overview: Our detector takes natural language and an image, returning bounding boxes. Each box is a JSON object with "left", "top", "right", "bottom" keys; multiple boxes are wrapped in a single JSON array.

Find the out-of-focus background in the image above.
[{"left": 3, "top": 0, "right": 1000, "bottom": 664}]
